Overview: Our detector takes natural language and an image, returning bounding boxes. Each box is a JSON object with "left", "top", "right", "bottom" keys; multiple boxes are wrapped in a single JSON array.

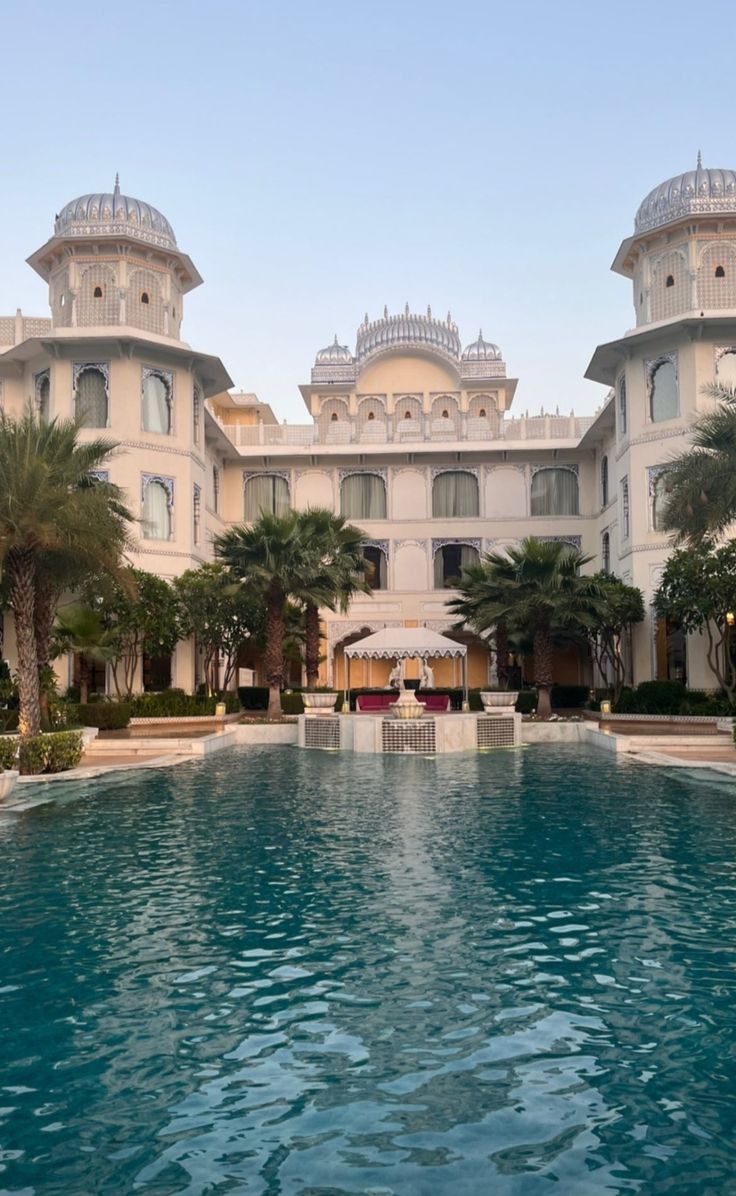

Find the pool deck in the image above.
[{"left": 1, "top": 715, "right": 734, "bottom": 813}]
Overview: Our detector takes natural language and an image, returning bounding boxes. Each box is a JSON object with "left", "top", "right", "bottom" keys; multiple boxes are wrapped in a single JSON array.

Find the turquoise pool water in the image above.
[{"left": 1, "top": 746, "right": 735, "bottom": 1194}]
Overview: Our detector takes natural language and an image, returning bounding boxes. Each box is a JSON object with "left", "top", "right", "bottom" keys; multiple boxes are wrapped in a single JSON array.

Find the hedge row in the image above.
[
  {"left": 128, "top": 690, "right": 240, "bottom": 718},
  {"left": 614, "top": 681, "right": 734, "bottom": 717},
  {"left": 76, "top": 703, "right": 132, "bottom": 730},
  {"left": 0, "top": 731, "right": 84, "bottom": 775}
]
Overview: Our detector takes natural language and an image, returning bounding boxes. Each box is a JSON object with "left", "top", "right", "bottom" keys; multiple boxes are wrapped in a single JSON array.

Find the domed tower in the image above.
[
  {"left": 614, "top": 155, "right": 736, "bottom": 327},
  {"left": 26, "top": 176, "right": 201, "bottom": 340}
]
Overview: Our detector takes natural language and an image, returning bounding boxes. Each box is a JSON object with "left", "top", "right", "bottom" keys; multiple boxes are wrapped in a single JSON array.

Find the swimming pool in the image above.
[{"left": 1, "top": 746, "right": 734, "bottom": 1193}]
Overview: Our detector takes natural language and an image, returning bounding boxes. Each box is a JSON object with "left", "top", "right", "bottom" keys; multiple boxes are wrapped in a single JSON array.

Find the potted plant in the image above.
[
  {"left": 0, "top": 736, "right": 19, "bottom": 801},
  {"left": 480, "top": 690, "right": 520, "bottom": 714},
  {"left": 301, "top": 689, "right": 339, "bottom": 716}
]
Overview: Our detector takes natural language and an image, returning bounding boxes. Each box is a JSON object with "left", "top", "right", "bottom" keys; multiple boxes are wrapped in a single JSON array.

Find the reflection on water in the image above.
[{"left": 1, "top": 746, "right": 735, "bottom": 1193}]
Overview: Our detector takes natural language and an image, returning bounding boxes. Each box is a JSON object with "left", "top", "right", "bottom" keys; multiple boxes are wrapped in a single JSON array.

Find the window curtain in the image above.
[
  {"left": 650, "top": 361, "right": 677, "bottom": 422},
  {"left": 652, "top": 475, "right": 668, "bottom": 531},
  {"left": 243, "top": 475, "right": 290, "bottom": 521},
  {"left": 340, "top": 474, "right": 386, "bottom": 519},
  {"left": 143, "top": 374, "right": 171, "bottom": 433},
  {"left": 364, "top": 547, "right": 387, "bottom": 589},
  {"left": 530, "top": 469, "right": 579, "bottom": 516},
  {"left": 142, "top": 481, "right": 171, "bottom": 540},
  {"left": 432, "top": 471, "right": 479, "bottom": 517},
  {"left": 36, "top": 376, "right": 50, "bottom": 421},
  {"left": 601, "top": 457, "right": 609, "bottom": 507},
  {"left": 433, "top": 543, "right": 479, "bottom": 588},
  {"left": 75, "top": 369, "right": 108, "bottom": 427}
]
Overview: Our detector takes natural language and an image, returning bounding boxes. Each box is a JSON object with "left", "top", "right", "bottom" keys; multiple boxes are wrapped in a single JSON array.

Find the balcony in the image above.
[{"left": 221, "top": 412, "right": 595, "bottom": 450}]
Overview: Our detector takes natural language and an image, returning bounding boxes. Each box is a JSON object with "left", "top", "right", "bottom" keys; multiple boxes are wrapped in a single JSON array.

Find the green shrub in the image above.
[
  {"left": 17, "top": 731, "right": 84, "bottom": 775},
  {"left": 550, "top": 684, "right": 589, "bottom": 709},
  {"left": 280, "top": 692, "right": 305, "bottom": 715},
  {"left": 45, "top": 732, "right": 84, "bottom": 773},
  {"left": 0, "top": 736, "right": 18, "bottom": 770},
  {"left": 615, "top": 680, "right": 686, "bottom": 715},
  {"left": 129, "top": 691, "right": 239, "bottom": 718},
  {"left": 515, "top": 690, "right": 537, "bottom": 714},
  {"left": 77, "top": 703, "right": 131, "bottom": 730},
  {"left": 238, "top": 686, "right": 269, "bottom": 710}
]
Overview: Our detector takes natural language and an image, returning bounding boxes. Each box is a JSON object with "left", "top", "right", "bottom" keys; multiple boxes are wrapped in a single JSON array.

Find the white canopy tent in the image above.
[{"left": 343, "top": 626, "right": 469, "bottom": 705}]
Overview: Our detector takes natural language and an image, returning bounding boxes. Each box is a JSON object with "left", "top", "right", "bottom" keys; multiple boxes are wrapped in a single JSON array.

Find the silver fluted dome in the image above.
[
  {"left": 461, "top": 330, "right": 502, "bottom": 362},
  {"left": 314, "top": 335, "right": 353, "bottom": 365},
  {"left": 356, "top": 304, "right": 461, "bottom": 362},
  {"left": 635, "top": 157, "right": 736, "bottom": 233},
  {"left": 54, "top": 175, "right": 176, "bottom": 249}
]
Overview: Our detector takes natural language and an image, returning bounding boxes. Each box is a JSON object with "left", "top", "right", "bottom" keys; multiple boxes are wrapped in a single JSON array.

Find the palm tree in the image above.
[
  {"left": 661, "top": 381, "right": 736, "bottom": 542},
  {"left": 215, "top": 511, "right": 309, "bottom": 718},
  {"left": 52, "top": 604, "right": 119, "bottom": 703},
  {"left": 294, "top": 509, "right": 370, "bottom": 689},
  {"left": 0, "top": 410, "right": 131, "bottom": 736},
  {"left": 448, "top": 560, "right": 512, "bottom": 689},
  {"left": 449, "top": 538, "right": 602, "bottom": 717}
]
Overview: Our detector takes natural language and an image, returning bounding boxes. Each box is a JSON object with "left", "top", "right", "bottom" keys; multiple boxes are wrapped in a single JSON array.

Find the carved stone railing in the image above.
[{"left": 224, "top": 413, "right": 595, "bottom": 448}]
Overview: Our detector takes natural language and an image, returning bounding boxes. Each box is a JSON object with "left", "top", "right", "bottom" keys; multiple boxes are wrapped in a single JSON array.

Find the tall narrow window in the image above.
[
  {"left": 212, "top": 465, "right": 220, "bottom": 514},
  {"left": 340, "top": 473, "right": 386, "bottom": 519},
  {"left": 193, "top": 484, "right": 201, "bottom": 545},
  {"left": 618, "top": 376, "right": 627, "bottom": 437},
  {"left": 34, "top": 370, "right": 50, "bottom": 421},
  {"left": 665, "top": 274, "right": 675, "bottom": 288},
  {"left": 621, "top": 478, "right": 630, "bottom": 539},
  {"left": 142, "top": 478, "right": 173, "bottom": 540},
  {"left": 142, "top": 369, "right": 173, "bottom": 434},
  {"left": 651, "top": 472, "right": 669, "bottom": 532},
  {"left": 716, "top": 265, "right": 726, "bottom": 278},
  {"left": 432, "top": 471, "right": 479, "bottom": 517},
  {"left": 74, "top": 365, "right": 108, "bottom": 427},
  {"left": 601, "top": 530, "right": 611, "bottom": 573},
  {"left": 243, "top": 474, "right": 290, "bottom": 521},
  {"left": 649, "top": 358, "right": 678, "bottom": 423},
  {"left": 601, "top": 455, "right": 609, "bottom": 507},
  {"left": 93, "top": 286, "right": 103, "bottom": 299},
  {"left": 363, "top": 545, "right": 387, "bottom": 590},
  {"left": 530, "top": 468, "right": 579, "bottom": 516}
]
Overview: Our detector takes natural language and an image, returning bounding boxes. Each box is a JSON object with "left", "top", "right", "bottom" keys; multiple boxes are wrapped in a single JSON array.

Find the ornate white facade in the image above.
[{"left": 1, "top": 161, "right": 734, "bottom": 692}]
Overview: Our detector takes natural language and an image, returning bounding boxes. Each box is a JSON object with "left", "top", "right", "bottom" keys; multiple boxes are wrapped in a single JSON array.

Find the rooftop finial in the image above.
[
  {"left": 478, "top": 328, "right": 483, "bottom": 340},
  {"left": 697, "top": 149, "right": 703, "bottom": 169},
  {"left": 333, "top": 334, "right": 339, "bottom": 345},
  {"left": 405, "top": 301, "right": 410, "bottom": 316},
  {"left": 427, "top": 304, "right": 432, "bottom": 318},
  {"left": 383, "top": 304, "right": 388, "bottom": 318},
  {"left": 114, "top": 172, "right": 120, "bottom": 195}
]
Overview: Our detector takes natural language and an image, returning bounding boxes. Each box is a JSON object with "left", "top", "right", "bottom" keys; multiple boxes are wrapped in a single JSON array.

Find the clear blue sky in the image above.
[{"left": 2, "top": 0, "right": 735, "bottom": 421}]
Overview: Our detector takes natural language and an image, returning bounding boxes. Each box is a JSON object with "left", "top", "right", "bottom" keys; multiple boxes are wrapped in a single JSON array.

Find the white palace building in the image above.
[{"left": 2, "top": 160, "right": 736, "bottom": 694}]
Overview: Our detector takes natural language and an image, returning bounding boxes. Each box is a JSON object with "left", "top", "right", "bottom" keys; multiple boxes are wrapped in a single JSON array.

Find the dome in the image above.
[
  {"left": 356, "top": 304, "right": 461, "bottom": 363},
  {"left": 461, "top": 330, "right": 502, "bottom": 362},
  {"left": 635, "top": 156, "right": 736, "bottom": 234},
  {"left": 315, "top": 335, "right": 353, "bottom": 365},
  {"left": 54, "top": 175, "right": 176, "bottom": 249}
]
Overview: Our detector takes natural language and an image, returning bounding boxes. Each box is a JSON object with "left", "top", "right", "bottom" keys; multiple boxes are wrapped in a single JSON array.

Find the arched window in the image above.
[
  {"left": 618, "top": 376, "right": 627, "bottom": 436},
  {"left": 649, "top": 357, "right": 678, "bottom": 422},
  {"left": 478, "top": 408, "right": 486, "bottom": 418},
  {"left": 142, "top": 369, "right": 173, "bottom": 434},
  {"left": 404, "top": 410, "right": 412, "bottom": 419},
  {"left": 142, "top": 478, "right": 173, "bottom": 540},
  {"left": 432, "top": 471, "right": 479, "bottom": 517},
  {"left": 330, "top": 412, "right": 338, "bottom": 422},
  {"left": 243, "top": 474, "right": 290, "bottom": 521},
  {"left": 601, "top": 530, "right": 611, "bottom": 574},
  {"left": 717, "top": 348, "right": 736, "bottom": 386},
  {"left": 34, "top": 370, "right": 50, "bottom": 421},
  {"left": 621, "top": 478, "right": 630, "bottom": 539},
  {"left": 600, "top": 455, "right": 609, "bottom": 507},
  {"left": 716, "top": 265, "right": 726, "bottom": 278},
  {"left": 652, "top": 472, "right": 669, "bottom": 532},
  {"left": 74, "top": 365, "right": 108, "bottom": 427},
  {"left": 212, "top": 465, "right": 220, "bottom": 513},
  {"left": 530, "top": 468, "right": 579, "bottom": 516},
  {"left": 367, "top": 411, "right": 375, "bottom": 421},
  {"left": 665, "top": 274, "right": 675, "bottom": 288},
  {"left": 141, "top": 292, "right": 150, "bottom": 305},
  {"left": 363, "top": 545, "right": 387, "bottom": 590},
  {"left": 340, "top": 473, "right": 386, "bottom": 519},
  {"left": 433, "top": 543, "right": 480, "bottom": 588},
  {"left": 93, "top": 286, "right": 103, "bottom": 299}
]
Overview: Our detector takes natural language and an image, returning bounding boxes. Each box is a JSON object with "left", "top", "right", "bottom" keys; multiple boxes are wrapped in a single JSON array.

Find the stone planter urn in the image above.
[
  {"left": 390, "top": 690, "right": 427, "bottom": 720},
  {"left": 0, "top": 770, "right": 19, "bottom": 802},
  {"left": 302, "top": 692, "right": 338, "bottom": 716},
  {"left": 480, "top": 692, "right": 519, "bottom": 714}
]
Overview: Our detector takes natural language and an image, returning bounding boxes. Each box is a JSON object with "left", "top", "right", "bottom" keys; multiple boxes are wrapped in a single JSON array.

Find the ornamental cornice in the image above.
[
  {"left": 328, "top": 619, "right": 403, "bottom": 645},
  {"left": 118, "top": 439, "right": 202, "bottom": 461},
  {"left": 714, "top": 344, "right": 736, "bottom": 364},
  {"left": 338, "top": 467, "right": 387, "bottom": 481},
  {"left": 483, "top": 463, "right": 526, "bottom": 476},
  {"left": 644, "top": 352, "right": 677, "bottom": 391},
  {"left": 537, "top": 535, "right": 582, "bottom": 548},
  {"left": 363, "top": 539, "right": 389, "bottom": 556},
  {"left": 242, "top": 468, "right": 290, "bottom": 484},
  {"left": 530, "top": 462, "right": 579, "bottom": 476},
  {"left": 395, "top": 538, "right": 429, "bottom": 551},
  {"left": 623, "top": 426, "right": 686, "bottom": 451},
  {"left": 431, "top": 537, "right": 481, "bottom": 552},
  {"left": 430, "top": 465, "right": 479, "bottom": 480},
  {"left": 73, "top": 361, "right": 109, "bottom": 391},
  {"left": 141, "top": 472, "right": 174, "bottom": 503},
  {"left": 134, "top": 547, "right": 207, "bottom": 562}
]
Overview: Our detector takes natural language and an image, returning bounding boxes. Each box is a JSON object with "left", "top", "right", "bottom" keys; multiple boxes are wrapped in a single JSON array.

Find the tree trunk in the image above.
[
  {"left": 79, "top": 658, "right": 90, "bottom": 705},
  {"left": 304, "top": 603, "right": 321, "bottom": 689},
  {"left": 265, "top": 584, "right": 285, "bottom": 718},
  {"left": 8, "top": 549, "right": 41, "bottom": 737},
  {"left": 533, "top": 620, "right": 553, "bottom": 718},
  {"left": 495, "top": 620, "right": 510, "bottom": 689},
  {"left": 34, "top": 577, "right": 57, "bottom": 730}
]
